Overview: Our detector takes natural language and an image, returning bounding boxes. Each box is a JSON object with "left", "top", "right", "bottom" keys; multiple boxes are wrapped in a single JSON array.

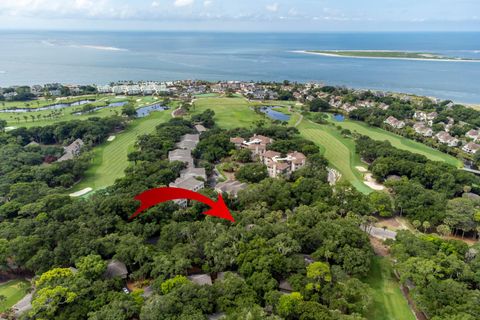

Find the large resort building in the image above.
[{"left": 230, "top": 134, "right": 306, "bottom": 178}]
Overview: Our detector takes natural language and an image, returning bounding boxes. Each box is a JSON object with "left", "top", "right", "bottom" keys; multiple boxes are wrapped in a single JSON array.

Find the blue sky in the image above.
[{"left": 0, "top": 0, "right": 479, "bottom": 31}]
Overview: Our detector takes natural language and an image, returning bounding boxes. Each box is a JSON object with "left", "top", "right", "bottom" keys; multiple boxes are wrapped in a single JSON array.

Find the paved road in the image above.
[{"left": 366, "top": 226, "right": 397, "bottom": 240}]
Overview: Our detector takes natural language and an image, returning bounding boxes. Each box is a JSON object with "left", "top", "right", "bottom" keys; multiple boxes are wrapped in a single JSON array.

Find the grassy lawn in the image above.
[
  {"left": 0, "top": 279, "right": 30, "bottom": 312},
  {"left": 71, "top": 111, "right": 172, "bottom": 192},
  {"left": 363, "top": 257, "right": 415, "bottom": 320},
  {"left": 192, "top": 97, "right": 265, "bottom": 129},
  {"left": 329, "top": 116, "right": 462, "bottom": 167},
  {"left": 298, "top": 119, "right": 372, "bottom": 194}
]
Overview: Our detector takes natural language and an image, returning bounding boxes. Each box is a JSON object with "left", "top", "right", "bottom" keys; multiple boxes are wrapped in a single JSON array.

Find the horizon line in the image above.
[{"left": 1, "top": 28, "right": 480, "bottom": 34}]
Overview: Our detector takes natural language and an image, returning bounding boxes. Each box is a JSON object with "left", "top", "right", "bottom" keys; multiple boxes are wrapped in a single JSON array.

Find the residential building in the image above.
[
  {"left": 262, "top": 151, "right": 307, "bottom": 178},
  {"left": 181, "top": 167, "right": 207, "bottom": 181},
  {"left": 57, "top": 138, "right": 84, "bottom": 162},
  {"left": 436, "top": 131, "right": 459, "bottom": 147},
  {"left": 384, "top": 116, "right": 405, "bottom": 129},
  {"left": 195, "top": 124, "right": 207, "bottom": 133},
  {"left": 462, "top": 142, "right": 480, "bottom": 154},
  {"left": 188, "top": 274, "right": 212, "bottom": 286},
  {"left": 176, "top": 134, "right": 200, "bottom": 151},
  {"left": 240, "top": 134, "right": 273, "bottom": 157},
  {"left": 413, "top": 122, "right": 433, "bottom": 137},
  {"left": 466, "top": 129, "right": 480, "bottom": 141},
  {"left": 169, "top": 176, "right": 205, "bottom": 207},
  {"left": 104, "top": 260, "right": 128, "bottom": 279},
  {"left": 168, "top": 149, "right": 194, "bottom": 167},
  {"left": 230, "top": 137, "right": 245, "bottom": 148},
  {"left": 215, "top": 180, "right": 248, "bottom": 197}
]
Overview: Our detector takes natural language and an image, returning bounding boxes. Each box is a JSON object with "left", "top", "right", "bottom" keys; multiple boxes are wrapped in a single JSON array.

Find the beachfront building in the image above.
[{"left": 384, "top": 116, "right": 405, "bottom": 129}]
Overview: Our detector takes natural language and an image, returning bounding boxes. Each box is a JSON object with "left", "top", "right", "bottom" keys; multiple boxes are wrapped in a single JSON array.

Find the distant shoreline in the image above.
[{"left": 294, "top": 50, "right": 480, "bottom": 63}]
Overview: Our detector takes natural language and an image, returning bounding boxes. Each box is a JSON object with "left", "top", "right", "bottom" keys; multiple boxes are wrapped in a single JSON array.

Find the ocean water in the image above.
[{"left": 0, "top": 31, "right": 479, "bottom": 103}]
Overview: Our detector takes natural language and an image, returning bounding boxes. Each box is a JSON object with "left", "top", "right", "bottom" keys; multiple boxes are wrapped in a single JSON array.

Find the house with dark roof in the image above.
[
  {"left": 176, "top": 134, "right": 200, "bottom": 151},
  {"left": 215, "top": 180, "right": 247, "bottom": 197},
  {"left": 169, "top": 176, "right": 205, "bottom": 207},
  {"left": 104, "top": 260, "right": 128, "bottom": 279},
  {"left": 168, "top": 149, "right": 194, "bottom": 167},
  {"left": 188, "top": 274, "right": 212, "bottom": 286},
  {"left": 57, "top": 138, "right": 84, "bottom": 162}
]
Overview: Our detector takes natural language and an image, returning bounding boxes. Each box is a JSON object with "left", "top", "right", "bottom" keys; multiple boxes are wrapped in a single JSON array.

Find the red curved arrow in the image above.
[{"left": 130, "top": 187, "right": 235, "bottom": 222}]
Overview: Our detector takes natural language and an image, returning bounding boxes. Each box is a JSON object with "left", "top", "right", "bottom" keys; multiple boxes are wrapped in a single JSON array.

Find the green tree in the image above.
[
  {"left": 235, "top": 163, "right": 268, "bottom": 183},
  {"left": 369, "top": 192, "right": 393, "bottom": 217}
]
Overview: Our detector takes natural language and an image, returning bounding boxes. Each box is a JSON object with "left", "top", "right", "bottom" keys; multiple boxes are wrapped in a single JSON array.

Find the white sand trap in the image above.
[
  {"left": 136, "top": 98, "right": 142, "bottom": 102},
  {"left": 107, "top": 136, "right": 116, "bottom": 142},
  {"left": 154, "top": 97, "right": 158, "bottom": 100},
  {"left": 356, "top": 166, "right": 368, "bottom": 173},
  {"left": 69, "top": 187, "right": 93, "bottom": 197},
  {"left": 364, "top": 173, "right": 385, "bottom": 191},
  {"left": 5, "top": 126, "right": 17, "bottom": 131}
]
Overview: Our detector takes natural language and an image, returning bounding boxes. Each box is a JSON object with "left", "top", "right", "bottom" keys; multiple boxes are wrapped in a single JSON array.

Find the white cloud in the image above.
[
  {"left": 174, "top": 0, "right": 194, "bottom": 7},
  {"left": 265, "top": 3, "right": 278, "bottom": 13},
  {"left": 151, "top": 1, "right": 160, "bottom": 8},
  {"left": 0, "top": 0, "right": 134, "bottom": 19},
  {"left": 203, "top": 0, "right": 212, "bottom": 7}
]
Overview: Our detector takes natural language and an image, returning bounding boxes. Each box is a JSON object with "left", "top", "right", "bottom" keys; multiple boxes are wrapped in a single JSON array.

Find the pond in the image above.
[
  {"left": 72, "top": 101, "right": 129, "bottom": 115},
  {"left": 136, "top": 103, "right": 169, "bottom": 117},
  {"left": 333, "top": 114, "right": 345, "bottom": 122},
  {"left": 0, "top": 99, "right": 95, "bottom": 113},
  {"left": 260, "top": 106, "right": 291, "bottom": 121}
]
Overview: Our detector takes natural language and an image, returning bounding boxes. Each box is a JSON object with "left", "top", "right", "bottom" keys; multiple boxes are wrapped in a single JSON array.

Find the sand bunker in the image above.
[
  {"left": 355, "top": 166, "right": 368, "bottom": 173},
  {"left": 364, "top": 173, "right": 385, "bottom": 191},
  {"left": 107, "top": 136, "right": 116, "bottom": 142},
  {"left": 69, "top": 187, "right": 93, "bottom": 197}
]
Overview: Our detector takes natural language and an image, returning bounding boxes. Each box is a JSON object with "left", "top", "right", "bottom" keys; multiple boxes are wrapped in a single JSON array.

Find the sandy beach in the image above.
[{"left": 293, "top": 50, "right": 480, "bottom": 63}]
